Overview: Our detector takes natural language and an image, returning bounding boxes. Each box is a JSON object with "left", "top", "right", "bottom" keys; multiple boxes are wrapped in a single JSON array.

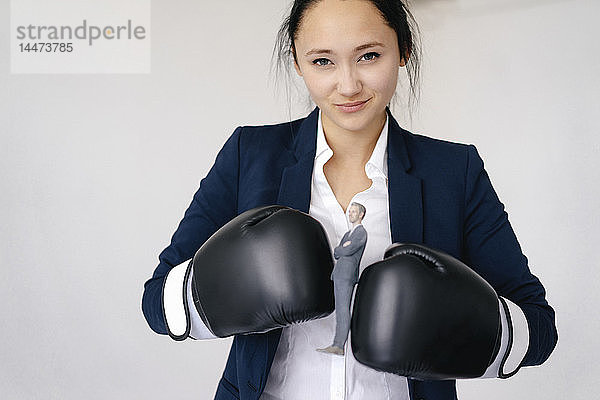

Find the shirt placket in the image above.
[{"left": 321, "top": 169, "right": 384, "bottom": 400}]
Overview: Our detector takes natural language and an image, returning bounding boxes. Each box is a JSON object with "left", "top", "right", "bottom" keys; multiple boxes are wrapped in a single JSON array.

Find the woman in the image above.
[{"left": 142, "top": 1, "right": 558, "bottom": 399}]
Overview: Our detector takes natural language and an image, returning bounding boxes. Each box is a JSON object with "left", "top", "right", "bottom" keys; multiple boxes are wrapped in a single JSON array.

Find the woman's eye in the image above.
[
  {"left": 312, "top": 58, "right": 331, "bottom": 67},
  {"left": 312, "top": 52, "right": 379, "bottom": 67},
  {"left": 359, "top": 52, "right": 380, "bottom": 62}
]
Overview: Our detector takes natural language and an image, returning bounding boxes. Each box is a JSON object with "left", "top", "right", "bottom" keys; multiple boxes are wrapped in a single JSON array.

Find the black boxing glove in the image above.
[
  {"left": 163, "top": 205, "right": 335, "bottom": 339},
  {"left": 351, "top": 243, "right": 505, "bottom": 379}
]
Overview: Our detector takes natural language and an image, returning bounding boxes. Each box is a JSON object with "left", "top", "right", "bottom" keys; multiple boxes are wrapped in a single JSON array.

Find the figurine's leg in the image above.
[{"left": 332, "top": 279, "right": 355, "bottom": 348}]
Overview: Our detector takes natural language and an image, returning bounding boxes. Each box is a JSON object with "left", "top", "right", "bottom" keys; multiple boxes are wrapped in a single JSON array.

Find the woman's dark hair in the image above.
[{"left": 271, "top": 0, "right": 422, "bottom": 116}]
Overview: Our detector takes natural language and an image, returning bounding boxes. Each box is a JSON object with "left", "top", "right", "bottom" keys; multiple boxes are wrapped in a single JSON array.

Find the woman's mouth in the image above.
[{"left": 335, "top": 98, "right": 370, "bottom": 113}]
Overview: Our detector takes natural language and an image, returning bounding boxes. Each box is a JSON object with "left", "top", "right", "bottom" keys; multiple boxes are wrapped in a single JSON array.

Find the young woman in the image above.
[{"left": 142, "top": 1, "right": 558, "bottom": 399}]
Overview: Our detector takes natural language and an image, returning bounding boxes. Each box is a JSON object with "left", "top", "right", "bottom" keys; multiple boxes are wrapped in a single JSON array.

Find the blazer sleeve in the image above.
[
  {"left": 462, "top": 144, "right": 558, "bottom": 372},
  {"left": 141, "top": 126, "right": 242, "bottom": 335}
]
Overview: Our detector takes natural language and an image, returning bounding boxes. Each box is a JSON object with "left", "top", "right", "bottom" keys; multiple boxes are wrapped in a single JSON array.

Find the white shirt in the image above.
[
  {"left": 260, "top": 109, "right": 411, "bottom": 400},
  {"left": 161, "top": 109, "right": 530, "bottom": 399}
]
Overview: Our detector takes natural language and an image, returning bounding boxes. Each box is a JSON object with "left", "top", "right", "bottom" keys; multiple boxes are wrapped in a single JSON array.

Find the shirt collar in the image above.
[{"left": 315, "top": 108, "right": 388, "bottom": 179}]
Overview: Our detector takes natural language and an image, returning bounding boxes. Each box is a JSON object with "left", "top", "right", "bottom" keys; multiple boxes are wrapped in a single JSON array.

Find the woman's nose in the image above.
[{"left": 336, "top": 66, "right": 362, "bottom": 98}]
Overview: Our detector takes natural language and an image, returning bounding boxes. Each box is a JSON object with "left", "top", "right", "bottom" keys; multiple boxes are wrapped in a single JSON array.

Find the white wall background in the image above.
[{"left": 1, "top": 0, "right": 598, "bottom": 399}]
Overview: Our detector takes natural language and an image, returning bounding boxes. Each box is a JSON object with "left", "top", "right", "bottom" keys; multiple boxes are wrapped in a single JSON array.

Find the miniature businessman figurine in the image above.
[{"left": 317, "top": 202, "right": 368, "bottom": 356}]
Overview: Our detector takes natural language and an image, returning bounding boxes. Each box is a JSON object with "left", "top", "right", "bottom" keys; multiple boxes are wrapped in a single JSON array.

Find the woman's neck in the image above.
[{"left": 321, "top": 110, "right": 387, "bottom": 166}]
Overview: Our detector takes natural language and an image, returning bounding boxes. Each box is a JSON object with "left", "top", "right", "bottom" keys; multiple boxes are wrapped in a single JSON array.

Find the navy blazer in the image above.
[{"left": 142, "top": 106, "right": 557, "bottom": 400}]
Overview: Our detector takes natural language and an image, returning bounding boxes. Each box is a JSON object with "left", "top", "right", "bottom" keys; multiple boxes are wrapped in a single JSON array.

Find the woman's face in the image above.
[{"left": 293, "top": 0, "right": 404, "bottom": 134}]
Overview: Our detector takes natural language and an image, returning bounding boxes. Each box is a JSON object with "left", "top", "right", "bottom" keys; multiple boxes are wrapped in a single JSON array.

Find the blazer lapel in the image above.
[
  {"left": 276, "top": 107, "right": 319, "bottom": 212},
  {"left": 386, "top": 107, "right": 424, "bottom": 244}
]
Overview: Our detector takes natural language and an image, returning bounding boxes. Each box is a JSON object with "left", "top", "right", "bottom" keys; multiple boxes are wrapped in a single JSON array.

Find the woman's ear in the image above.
[
  {"left": 292, "top": 48, "right": 303, "bottom": 77},
  {"left": 399, "top": 45, "right": 411, "bottom": 67},
  {"left": 399, "top": 50, "right": 410, "bottom": 67},
  {"left": 294, "top": 60, "right": 303, "bottom": 76}
]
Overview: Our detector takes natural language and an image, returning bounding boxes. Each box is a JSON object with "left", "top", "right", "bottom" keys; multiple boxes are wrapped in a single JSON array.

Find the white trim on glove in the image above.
[
  {"left": 162, "top": 259, "right": 193, "bottom": 341},
  {"left": 479, "top": 296, "right": 529, "bottom": 378}
]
